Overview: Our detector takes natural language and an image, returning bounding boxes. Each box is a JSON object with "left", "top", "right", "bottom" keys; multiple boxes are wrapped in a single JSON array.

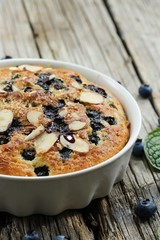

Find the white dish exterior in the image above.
[{"left": 0, "top": 59, "right": 141, "bottom": 216}]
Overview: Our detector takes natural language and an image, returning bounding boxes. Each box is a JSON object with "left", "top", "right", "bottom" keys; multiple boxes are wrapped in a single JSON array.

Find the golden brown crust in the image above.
[{"left": 0, "top": 65, "right": 129, "bottom": 177}]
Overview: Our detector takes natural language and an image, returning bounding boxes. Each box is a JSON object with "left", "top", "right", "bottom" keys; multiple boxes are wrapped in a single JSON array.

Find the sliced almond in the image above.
[
  {"left": 45, "top": 68, "right": 53, "bottom": 71},
  {"left": 71, "top": 81, "right": 82, "bottom": 89},
  {"left": 59, "top": 109, "right": 67, "bottom": 117},
  {"left": 80, "top": 91, "right": 103, "bottom": 104},
  {"left": 35, "top": 132, "right": 58, "bottom": 153},
  {"left": 66, "top": 101, "right": 75, "bottom": 106},
  {"left": 25, "top": 125, "right": 44, "bottom": 141},
  {"left": 12, "top": 85, "right": 19, "bottom": 91},
  {"left": 0, "top": 109, "right": 13, "bottom": 132},
  {"left": 49, "top": 74, "right": 56, "bottom": 80},
  {"left": 69, "top": 121, "right": 86, "bottom": 131},
  {"left": 9, "top": 67, "right": 19, "bottom": 71},
  {"left": 60, "top": 135, "right": 89, "bottom": 153},
  {"left": 71, "top": 112, "right": 79, "bottom": 119},
  {"left": 27, "top": 110, "right": 42, "bottom": 126},
  {"left": 0, "top": 87, "right": 6, "bottom": 93},
  {"left": 18, "top": 65, "right": 43, "bottom": 73}
]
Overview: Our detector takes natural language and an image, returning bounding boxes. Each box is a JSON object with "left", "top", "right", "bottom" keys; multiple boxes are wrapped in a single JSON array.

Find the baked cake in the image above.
[{"left": 0, "top": 65, "right": 129, "bottom": 176}]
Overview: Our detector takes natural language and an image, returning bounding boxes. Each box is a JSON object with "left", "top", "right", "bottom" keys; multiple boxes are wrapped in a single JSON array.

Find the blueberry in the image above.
[
  {"left": 24, "top": 86, "right": 33, "bottom": 92},
  {"left": 52, "top": 236, "right": 69, "bottom": 240},
  {"left": 36, "top": 73, "right": 51, "bottom": 91},
  {"left": 90, "top": 120, "right": 104, "bottom": 131},
  {"left": 117, "top": 81, "right": 121, "bottom": 84},
  {"left": 43, "top": 101, "right": 65, "bottom": 119},
  {"left": 70, "top": 75, "right": 82, "bottom": 84},
  {"left": 54, "top": 83, "right": 64, "bottom": 90},
  {"left": 88, "top": 132, "right": 100, "bottom": 145},
  {"left": 85, "top": 85, "right": 107, "bottom": 98},
  {"left": 59, "top": 147, "right": 73, "bottom": 160},
  {"left": 21, "top": 149, "right": 36, "bottom": 161},
  {"left": 134, "top": 198, "right": 157, "bottom": 219},
  {"left": 45, "top": 117, "right": 69, "bottom": 134},
  {"left": 109, "top": 103, "right": 117, "bottom": 109},
  {"left": 34, "top": 166, "right": 49, "bottom": 176},
  {"left": 52, "top": 79, "right": 67, "bottom": 90},
  {"left": 0, "top": 135, "right": 9, "bottom": 145},
  {"left": 103, "top": 116, "right": 117, "bottom": 125},
  {"left": 3, "top": 83, "right": 13, "bottom": 92},
  {"left": 23, "top": 230, "right": 40, "bottom": 240},
  {"left": 86, "top": 109, "right": 104, "bottom": 131},
  {"left": 58, "top": 99, "right": 66, "bottom": 108},
  {"left": 132, "top": 139, "right": 144, "bottom": 157},
  {"left": 37, "top": 73, "right": 51, "bottom": 82},
  {"left": 12, "top": 74, "right": 20, "bottom": 80},
  {"left": 43, "top": 105, "right": 59, "bottom": 119},
  {"left": 86, "top": 109, "right": 101, "bottom": 120},
  {"left": 1, "top": 56, "right": 12, "bottom": 60},
  {"left": 36, "top": 79, "right": 49, "bottom": 92},
  {"left": 139, "top": 84, "right": 152, "bottom": 98},
  {"left": 7, "top": 119, "right": 22, "bottom": 133},
  {"left": 36, "top": 74, "right": 66, "bottom": 91}
]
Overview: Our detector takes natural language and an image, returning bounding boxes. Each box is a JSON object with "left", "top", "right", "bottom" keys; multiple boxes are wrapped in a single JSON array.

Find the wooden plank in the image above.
[
  {"left": 21, "top": 0, "right": 160, "bottom": 239},
  {"left": 0, "top": 0, "right": 159, "bottom": 239},
  {"left": 106, "top": 0, "right": 160, "bottom": 115},
  {"left": 0, "top": 0, "right": 39, "bottom": 58}
]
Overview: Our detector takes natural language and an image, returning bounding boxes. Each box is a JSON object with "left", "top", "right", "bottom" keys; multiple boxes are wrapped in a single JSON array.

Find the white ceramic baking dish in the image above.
[{"left": 0, "top": 59, "right": 141, "bottom": 216}]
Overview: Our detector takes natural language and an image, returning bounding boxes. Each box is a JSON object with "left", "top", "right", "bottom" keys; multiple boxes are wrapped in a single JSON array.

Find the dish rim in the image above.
[{"left": 0, "top": 58, "right": 142, "bottom": 181}]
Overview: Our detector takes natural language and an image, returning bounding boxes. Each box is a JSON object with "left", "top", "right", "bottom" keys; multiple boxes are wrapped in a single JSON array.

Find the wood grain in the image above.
[
  {"left": 106, "top": 0, "right": 160, "bottom": 115},
  {"left": 0, "top": 0, "right": 160, "bottom": 239}
]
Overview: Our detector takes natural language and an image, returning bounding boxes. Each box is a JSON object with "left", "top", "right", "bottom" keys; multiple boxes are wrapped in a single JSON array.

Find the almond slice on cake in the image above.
[
  {"left": 25, "top": 125, "right": 44, "bottom": 141},
  {"left": 0, "top": 109, "right": 13, "bottom": 132},
  {"left": 27, "top": 110, "right": 42, "bottom": 126},
  {"left": 69, "top": 121, "right": 86, "bottom": 131},
  {"left": 35, "top": 132, "right": 58, "bottom": 153},
  {"left": 80, "top": 91, "right": 103, "bottom": 104},
  {"left": 60, "top": 135, "right": 89, "bottom": 153},
  {"left": 18, "top": 65, "right": 43, "bottom": 73}
]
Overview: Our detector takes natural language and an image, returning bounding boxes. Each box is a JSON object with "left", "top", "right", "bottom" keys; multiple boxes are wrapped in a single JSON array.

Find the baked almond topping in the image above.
[
  {"left": 60, "top": 135, "right": 89, "bottom": 153},
  {"left": 12, "top": 85, "right": 19, "bottom": 91},
  {"left": 9, "top": 67, "right": 19, "bottom": 71},
  {"left": 71, "top": 81, "right": 82, "bottom": 89},
  {"left": 0, "top": 66, "right": 129, "bottom": 176},
  {"left": 27, "top": 110, "right": 42, "bottom": 126},
  {"left": 69, "top": 121, "right": 86, "bottom": 131},
  {"left": 34, "top": 132, "right": 58, "bottom": 153},
  {"left": 25, "top": 125, "right": 44, "bottom": 141},
  {"left": 0, "top": 109, "right": 13, "bottom": 132},
  {"left": 49, "top": 74, "right": 56, "bottom": 80},
  {"left": 80, "top": 91, "right": 103, "bottom": 104},
  {"left": 18, "top": 65, "right": 43, "bottom": 73},
  {"left": 59, "top": 109, "right": 67, "bottom": 117}
]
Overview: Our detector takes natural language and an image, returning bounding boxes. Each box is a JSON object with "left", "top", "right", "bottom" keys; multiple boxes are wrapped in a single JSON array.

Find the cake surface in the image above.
[{"left": 0, "top": 65, "right": 129, "bottom": 177}]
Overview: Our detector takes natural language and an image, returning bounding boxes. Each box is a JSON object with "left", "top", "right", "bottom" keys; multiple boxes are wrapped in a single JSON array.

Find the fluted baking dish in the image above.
[{"left": 0, "top": 59, "right": 141, "bottom": 216}]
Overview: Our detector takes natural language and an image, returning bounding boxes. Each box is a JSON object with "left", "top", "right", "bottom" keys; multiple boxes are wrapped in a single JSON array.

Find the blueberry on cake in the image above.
[{"left": 0, "top": 65, "right": 129, "bottom": 176}]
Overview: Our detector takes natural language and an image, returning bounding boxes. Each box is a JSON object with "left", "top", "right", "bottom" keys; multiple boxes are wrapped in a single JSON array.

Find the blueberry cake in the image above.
[{"left": 0, "top": 65, "right": 129, "bottom": 176}]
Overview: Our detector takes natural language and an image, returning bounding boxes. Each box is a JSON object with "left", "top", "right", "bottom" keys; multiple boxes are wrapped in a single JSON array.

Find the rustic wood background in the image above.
[{"left": 0, "top": 0, "right": 160, "bottom": 239}]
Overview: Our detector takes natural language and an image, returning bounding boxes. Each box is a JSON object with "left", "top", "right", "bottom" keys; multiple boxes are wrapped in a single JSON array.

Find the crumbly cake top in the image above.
[{"left": 0, "top": 65, "right": 129, "bottom": 177}]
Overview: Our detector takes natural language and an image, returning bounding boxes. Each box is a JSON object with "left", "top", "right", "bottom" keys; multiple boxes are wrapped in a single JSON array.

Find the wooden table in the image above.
[{"left": 0, "top": 0, "right": 160, "bottom": 239}]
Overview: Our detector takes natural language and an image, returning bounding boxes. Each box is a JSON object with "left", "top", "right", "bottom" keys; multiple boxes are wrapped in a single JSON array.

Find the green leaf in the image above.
[{"left": 144, "top": 128, "right": 160, "bottom": 170}]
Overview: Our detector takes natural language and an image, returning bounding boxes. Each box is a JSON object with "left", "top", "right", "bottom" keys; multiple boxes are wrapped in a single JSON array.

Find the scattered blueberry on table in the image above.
[
  {"left": 52, "top": 236, "right": 69, "bottom": 240},
  {"left": 139, "top": 84, "right": 152, "bottom": 98},
  {"left": 1, "top": 56, "right": 12, "bottom": 60},
  {"left": 23, "top": 230, "right": 40, "bottom": 240},
  {"left": 134, "top": 198, "right": 157, "bottom": 220},
  {"left": 132, "top": 139, "right": 144, "bottom": 158}
]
